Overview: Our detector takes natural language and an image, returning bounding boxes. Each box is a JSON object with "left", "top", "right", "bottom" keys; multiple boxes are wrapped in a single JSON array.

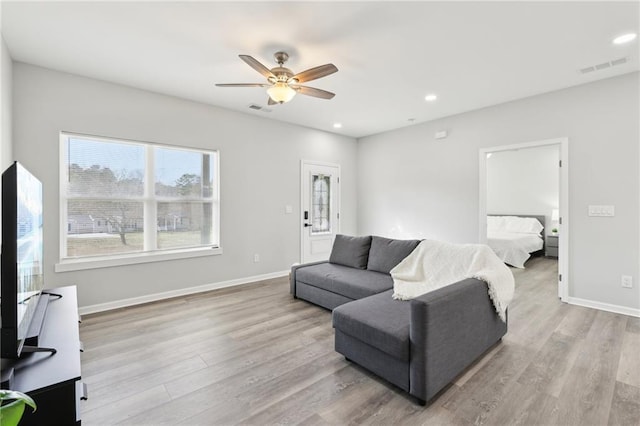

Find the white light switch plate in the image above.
[{"left": 588, "top": 205, "right": 615, "bottom": 217}]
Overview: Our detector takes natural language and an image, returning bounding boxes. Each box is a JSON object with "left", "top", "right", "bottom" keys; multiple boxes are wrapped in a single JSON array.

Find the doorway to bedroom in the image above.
[{"left": 479, "top": 138, "right": 569, "bottom": 301}]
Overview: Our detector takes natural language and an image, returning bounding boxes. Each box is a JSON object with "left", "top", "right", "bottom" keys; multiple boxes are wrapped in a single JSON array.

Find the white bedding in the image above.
[{"left": 487, "top": 231, "right": 543, "bottom": 269}]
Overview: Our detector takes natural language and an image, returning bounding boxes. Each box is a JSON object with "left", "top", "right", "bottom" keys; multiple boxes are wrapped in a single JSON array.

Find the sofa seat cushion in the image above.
[
  {"left": 295, "top": 263, "right": 393, "bottom": 300},
  {"left": 332, "top": 290, "right": 411, "bottom": 361}
]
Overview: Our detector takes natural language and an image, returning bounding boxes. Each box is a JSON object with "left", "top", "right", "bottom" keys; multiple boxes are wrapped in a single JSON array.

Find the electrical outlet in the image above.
[
  {"left": 621, "top": 275, "right": 632, "bottom": 288},
  {"left": 253, "top": 254, "right": 260, "bottom": 263}
]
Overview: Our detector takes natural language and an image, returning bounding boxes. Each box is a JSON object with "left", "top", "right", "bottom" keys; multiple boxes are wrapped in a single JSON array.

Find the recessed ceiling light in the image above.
[
  {"left": 613, "top": 33, "right": 637, "bottom": 45},
  {"left": 424, "top": 94, "right": 438, "bottom": 102},
  {"left": 333, "top": 123, "right": 342, "bottom": 129}
]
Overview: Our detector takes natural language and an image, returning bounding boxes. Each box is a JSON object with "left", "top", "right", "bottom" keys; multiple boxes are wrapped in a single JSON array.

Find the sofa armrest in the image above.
[
  {"left": 409, "top": 278, "right": 507, "bottom": 402},
  {"left": 290, "top": 260, "right": 330, "bottom": 295}
]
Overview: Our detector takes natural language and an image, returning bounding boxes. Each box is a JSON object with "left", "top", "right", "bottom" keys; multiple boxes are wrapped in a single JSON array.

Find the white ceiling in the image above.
[{"left": 2, "top": 1, "right": 638, "bottom": 138}]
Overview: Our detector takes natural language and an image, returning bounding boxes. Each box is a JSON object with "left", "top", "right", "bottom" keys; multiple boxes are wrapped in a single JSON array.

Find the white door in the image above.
[{"left": 301, "top": 161, "right": 340, "bottom": 263}]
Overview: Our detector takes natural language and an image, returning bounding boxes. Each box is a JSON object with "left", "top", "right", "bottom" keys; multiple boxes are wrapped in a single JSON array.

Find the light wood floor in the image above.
[{"left": 79, "top": 257, "right": 640, "bottom": 425}]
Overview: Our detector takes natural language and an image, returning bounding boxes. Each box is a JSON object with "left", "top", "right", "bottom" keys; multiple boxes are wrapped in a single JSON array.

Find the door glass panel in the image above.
[{"left": 311, "top": 174, "right": 331, "bottom": 234}]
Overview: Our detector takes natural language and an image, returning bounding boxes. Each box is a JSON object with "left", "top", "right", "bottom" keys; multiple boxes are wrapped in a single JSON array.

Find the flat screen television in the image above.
[{"left": 1, "top": 161, "right": 45, "bottom": 359}]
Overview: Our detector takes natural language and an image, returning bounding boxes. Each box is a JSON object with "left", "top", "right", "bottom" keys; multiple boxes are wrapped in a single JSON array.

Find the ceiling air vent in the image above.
[
  {"left": 579, "top": 57, "right": 628, "bottom": 74},
  {"left": 248, "top": 104, "right": 273, "bottom": 113},
  {"left": 611, "top": 57, "right": 628, "bottom": 66}
]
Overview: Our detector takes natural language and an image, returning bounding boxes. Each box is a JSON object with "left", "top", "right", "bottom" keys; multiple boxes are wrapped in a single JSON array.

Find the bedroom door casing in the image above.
[{"left": 479, "top": 137, "right": 569, "bottom": 301}]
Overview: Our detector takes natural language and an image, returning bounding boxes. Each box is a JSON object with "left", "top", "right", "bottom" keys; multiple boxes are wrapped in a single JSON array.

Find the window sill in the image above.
[{"left": 55, "top": 246, "right": 222, "bottom": 272}]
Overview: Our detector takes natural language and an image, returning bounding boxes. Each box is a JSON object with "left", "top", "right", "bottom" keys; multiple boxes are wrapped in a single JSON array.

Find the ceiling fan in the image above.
[{"left": 216, "top": 51, "right": 338, "bottom": 105}]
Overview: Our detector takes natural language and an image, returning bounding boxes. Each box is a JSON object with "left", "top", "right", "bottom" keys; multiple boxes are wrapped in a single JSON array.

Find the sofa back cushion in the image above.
[
  {"left": 367, "top": 236, "right": 421, "bottom": 274},
  {"left": 329, "top": 234, "right": 372, "bottom": 269}
]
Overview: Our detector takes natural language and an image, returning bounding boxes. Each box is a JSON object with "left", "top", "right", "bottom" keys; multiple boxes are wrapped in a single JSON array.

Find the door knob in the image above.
[{"left": 304, "top": 223, "right": 312, "bottom": 227}]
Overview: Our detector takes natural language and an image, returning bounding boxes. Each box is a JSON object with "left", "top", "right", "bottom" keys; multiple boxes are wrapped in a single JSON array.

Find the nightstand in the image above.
[{"left": 545, "top": 235, "right": 558, "bottom": 258}]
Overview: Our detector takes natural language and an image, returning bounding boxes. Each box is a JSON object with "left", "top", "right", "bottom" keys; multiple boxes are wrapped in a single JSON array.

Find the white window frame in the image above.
[{"left": 56, "top": 132, "right": 221, "bottom": 272}]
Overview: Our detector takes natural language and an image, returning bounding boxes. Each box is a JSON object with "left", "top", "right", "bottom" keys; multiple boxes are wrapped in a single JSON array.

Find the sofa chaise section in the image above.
[
  {"left": 333, "top": 278, "right": 507, "bottom": 404},
  {"left": 333, "top": 289, "right": 412, "bottom": 391}
]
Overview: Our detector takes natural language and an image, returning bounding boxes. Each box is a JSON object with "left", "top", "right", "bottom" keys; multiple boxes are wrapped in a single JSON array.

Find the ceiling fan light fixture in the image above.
[
  {"left": 217, "top": 52, "right": 337, "bottom": 103},
  {"left": 267, "top": 82, "right": 296, "bottom": 103}
]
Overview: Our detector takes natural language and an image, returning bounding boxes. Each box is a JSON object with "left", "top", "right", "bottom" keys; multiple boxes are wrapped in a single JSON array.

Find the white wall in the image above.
[
  {"left": 486, "top": 145, "right": 559, "bottom": 229},
  {"left": 1, "top": 36, "right": 12, "bottom": 170},
  {"left": 358, "top": 72, "right": 639, "bottom": 313},
  {"left": 12, "top": 63, "right": 358, "bottom": 309}
]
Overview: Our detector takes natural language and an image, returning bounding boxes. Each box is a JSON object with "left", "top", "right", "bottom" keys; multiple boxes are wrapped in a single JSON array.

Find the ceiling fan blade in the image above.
[
  {"left": 267, "top": 97, "right": 278, "bottom": 106},
  {"left": 215, "top": 83, "right": 270, "bottom": 87},
  {"left": 290, "top": 64, "right": 338, "bottom": 83},
  {"left": 291, "top": 85, "right": 335, "bottom": 99},
  {"left": 239, "top": 55, "right": 276, "bottom": 80}
]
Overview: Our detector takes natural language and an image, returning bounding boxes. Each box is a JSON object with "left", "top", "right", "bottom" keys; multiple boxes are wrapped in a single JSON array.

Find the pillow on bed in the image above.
[
  {"left": 504, "top": 216, "right": 543, "bottom": 235},
  {"left": 487, "top": 216, "right": 507, "bottom": 232}
]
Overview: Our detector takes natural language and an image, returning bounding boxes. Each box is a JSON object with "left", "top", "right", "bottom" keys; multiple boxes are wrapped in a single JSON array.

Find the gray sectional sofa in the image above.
[{"left": 290, "top": 234, "right": 507, "bottom": 405}]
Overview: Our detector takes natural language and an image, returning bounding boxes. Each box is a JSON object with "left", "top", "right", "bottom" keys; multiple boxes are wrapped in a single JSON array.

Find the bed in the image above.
[{"left": 487, "top": 215, "right": 545, "bottom": 268}]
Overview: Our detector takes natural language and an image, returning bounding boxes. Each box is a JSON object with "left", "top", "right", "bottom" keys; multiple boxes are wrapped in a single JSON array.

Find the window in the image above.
[{"left": 58, "top": 132, "right": 220, "bottom": 271}]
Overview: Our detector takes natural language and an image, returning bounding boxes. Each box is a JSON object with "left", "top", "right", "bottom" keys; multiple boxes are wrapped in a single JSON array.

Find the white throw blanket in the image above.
[{"left": 391, "top": 240, "right": 514, "bottom": 322}]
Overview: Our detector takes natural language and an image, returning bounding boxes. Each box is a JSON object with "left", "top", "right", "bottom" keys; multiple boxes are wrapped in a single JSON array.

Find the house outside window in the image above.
[{"left": 57, "top": 132, "right": 220, "bottom": 271}]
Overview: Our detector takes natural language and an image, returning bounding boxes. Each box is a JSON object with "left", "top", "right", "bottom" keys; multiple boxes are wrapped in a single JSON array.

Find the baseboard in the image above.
[
  {"left": 78, "top": 270, "right": 290, "bottom": 315},
  {"left": 566, "top": 297, "right": 640, "bottom": 318}
]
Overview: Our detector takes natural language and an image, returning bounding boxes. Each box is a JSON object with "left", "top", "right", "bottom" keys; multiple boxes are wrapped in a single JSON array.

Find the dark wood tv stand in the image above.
[{"left": 1, "top": 286, "right": 85, "bottom": 425}]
